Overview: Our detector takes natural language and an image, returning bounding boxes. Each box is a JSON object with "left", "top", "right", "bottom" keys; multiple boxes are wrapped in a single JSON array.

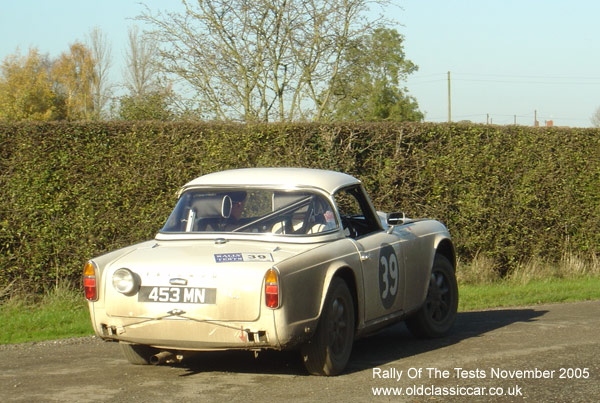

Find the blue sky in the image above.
[
  {"left": 400, "top": 0, "right": 600, "bottom": 127},
  {"left": 1, "top": 0, "right": 598, "bottom": 127}
]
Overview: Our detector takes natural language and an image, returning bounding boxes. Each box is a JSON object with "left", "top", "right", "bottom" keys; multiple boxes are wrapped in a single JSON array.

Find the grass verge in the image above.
[
  {"left": 459, "top": 276, "right": 600, "bottom": 312},
  {"left": 1, "top": 276, "right": 599, "bottom": 345},
  {"left": 0, "top": 285, "right": 92, "bottom": 344}
]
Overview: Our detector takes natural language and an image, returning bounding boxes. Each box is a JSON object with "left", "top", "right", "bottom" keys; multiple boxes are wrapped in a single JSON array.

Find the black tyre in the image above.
[
  {"left": 120, "top": 342, "right": 158, "bottom": 365},
  {"left": 406, "top": 254, "right": 458, "bottom": 338},
  {"left": 301, "top": 278, "right": 355, "bottom": 376}
]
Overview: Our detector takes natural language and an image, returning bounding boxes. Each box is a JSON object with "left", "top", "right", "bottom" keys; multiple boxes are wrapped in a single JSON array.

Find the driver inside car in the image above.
[{"left": 224, "top": 191, "right": 248, "bottom": 230}]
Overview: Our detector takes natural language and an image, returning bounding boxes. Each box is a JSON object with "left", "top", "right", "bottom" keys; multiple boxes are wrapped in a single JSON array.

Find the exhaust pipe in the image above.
[{"left": 150, "top": 351, "right": 176, "bottom": 365}]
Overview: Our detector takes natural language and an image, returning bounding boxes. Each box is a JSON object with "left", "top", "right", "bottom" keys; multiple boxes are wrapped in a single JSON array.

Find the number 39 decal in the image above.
[{"left": 378, "top": 244, "right": 399, "bottom": 309}]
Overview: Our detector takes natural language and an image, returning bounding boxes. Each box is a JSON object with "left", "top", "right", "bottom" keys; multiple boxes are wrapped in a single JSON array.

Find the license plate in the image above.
[{"left": 138, "top": 286, "right": 217, "bottom": 304}]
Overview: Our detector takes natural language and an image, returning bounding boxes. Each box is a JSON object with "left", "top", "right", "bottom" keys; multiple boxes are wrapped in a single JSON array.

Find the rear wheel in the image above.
[
  {"left": 406, "top": 254, "right": 458, "bottom": 338},
  {"left": 301, "top": 278, "right": 355, "bottom": 376},
  {"left": 120, "top": 342, "right": 158, "bottom": 365}
]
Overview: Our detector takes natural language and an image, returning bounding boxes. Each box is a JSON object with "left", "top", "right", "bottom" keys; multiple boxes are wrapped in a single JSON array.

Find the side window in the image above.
[
  {"left": 334, "top": 186, "right": 382, "bottom": 238},
  {"left": 334, "top": 190, "right": 362, "bottom": 217}
]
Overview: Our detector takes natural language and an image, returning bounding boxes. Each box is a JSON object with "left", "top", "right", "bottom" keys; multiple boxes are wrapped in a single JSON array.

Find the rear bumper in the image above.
[
  {"left": 99, "top": 318, "right": 274, "bottom": 350},
  {"left": 93, "top": 310, "right": 276, "bottom": 350}
]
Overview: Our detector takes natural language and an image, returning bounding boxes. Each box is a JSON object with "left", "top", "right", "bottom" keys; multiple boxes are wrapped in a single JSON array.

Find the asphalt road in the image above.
[{"left": 1, "top": 300, "right": 599, "bottom": 402}]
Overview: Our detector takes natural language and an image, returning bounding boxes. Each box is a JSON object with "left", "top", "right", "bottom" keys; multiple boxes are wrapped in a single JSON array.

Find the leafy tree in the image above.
[
  {"left": 117, "top": 90, "right": 174, "bottom": 120},
  {"left": 51, "top": 42, "right": 96, "bottom": 120},
  {"left": 326, "top": 28, "right": 423, "bottom": 122},
  {"left": 0, "top": 48, "right": 60, "bottom": 121},
  {"left": 1, "top": 40, "right": 112, "bottom": 122},
  {"left": 138, "top": 0, "right": 393, "bottom": 122}
]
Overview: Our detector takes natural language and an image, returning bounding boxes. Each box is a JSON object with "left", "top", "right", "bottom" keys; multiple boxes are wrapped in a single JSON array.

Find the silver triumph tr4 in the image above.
[{"left": 84, "top": 168, "right": 458, "bottom": 375}]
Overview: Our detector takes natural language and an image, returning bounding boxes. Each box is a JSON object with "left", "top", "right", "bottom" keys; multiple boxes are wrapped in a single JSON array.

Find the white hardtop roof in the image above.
[{"left": 182, "top": 168, "right": 361, "bottom": 194}]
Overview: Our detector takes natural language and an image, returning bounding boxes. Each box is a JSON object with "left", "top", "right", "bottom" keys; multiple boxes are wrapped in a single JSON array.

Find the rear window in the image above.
[{"left": 161, "top": 188, "right": 338, "bottom": 235}]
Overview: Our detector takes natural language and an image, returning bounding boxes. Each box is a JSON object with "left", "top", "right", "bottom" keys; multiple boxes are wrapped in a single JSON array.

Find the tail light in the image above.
[
  {"left": 84, "top": 261, "right": 98, "bottom": 301},
  {"left": 265, "top": 268, "right": 280, "bottom": 309}
]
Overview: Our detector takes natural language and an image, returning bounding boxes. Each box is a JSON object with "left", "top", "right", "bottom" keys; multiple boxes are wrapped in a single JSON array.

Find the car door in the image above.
[
  {"left": 333, "top": 186, "right": 406, "bottom": 324},
  {"left": 353, "top": 232, "right": 407, "bottom": 323}
]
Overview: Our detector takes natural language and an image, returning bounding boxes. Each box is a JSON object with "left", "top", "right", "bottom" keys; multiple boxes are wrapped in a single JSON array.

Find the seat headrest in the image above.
[{"left": 191, "top": 194, "right": 232, "bottom": 218}]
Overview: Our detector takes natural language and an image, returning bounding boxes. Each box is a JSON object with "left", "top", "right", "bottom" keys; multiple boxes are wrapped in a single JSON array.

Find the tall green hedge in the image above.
[{"left": 1, "top": 122, "right": 598, "bottom": 291}]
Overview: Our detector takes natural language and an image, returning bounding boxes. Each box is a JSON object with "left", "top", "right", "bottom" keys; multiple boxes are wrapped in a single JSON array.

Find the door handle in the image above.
[{"left": 360, "top": 252, "right": 371, "bottom": 261}]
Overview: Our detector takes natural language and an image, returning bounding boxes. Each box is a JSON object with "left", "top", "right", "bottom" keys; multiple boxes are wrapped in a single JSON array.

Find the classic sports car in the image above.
[{"left": 84, "top": 168, "right": 458, "bottom": 375}]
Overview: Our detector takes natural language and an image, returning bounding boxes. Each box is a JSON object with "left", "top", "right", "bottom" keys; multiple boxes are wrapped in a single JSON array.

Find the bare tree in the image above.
[
  {"left": 138, "top": 0, "right": 390, "bottom": 122},
  {"left": 591, "top": 106, "right": 600, "bottom": 127},
  {"left": 88, "top": 27, "right": 112, "bottom": 119},
  {"left": 123, "top": 25, "right": 160, "bottom": 97}
]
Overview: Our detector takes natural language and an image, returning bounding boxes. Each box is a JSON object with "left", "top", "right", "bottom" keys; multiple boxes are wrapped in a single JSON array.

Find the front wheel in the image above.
[
  {"left": 301, "top": 278, "right": 355, "bottom": 376},
  {"left": 405, "top": 254, "right": 458, "bottom": 338}
]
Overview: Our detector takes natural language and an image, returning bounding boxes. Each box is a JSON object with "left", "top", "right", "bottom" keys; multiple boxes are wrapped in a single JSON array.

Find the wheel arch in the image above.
[
  {"left": 435, "top": 238, "right": 456, "bottom": 271},
  {"left": 320, "top": 265, "right": 360, "bottom": 332}
]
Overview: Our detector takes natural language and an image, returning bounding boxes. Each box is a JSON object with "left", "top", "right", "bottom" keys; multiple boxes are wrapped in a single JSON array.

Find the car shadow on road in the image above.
[
  {"left": 176, "top": 307, "right": 548, "bottom": 377},
  {"left": 346, "top": 307, "right": 548, "bottom": 374}
]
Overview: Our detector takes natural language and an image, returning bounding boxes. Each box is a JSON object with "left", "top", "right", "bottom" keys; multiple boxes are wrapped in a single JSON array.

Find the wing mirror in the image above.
[{"left": 386, "top": 212, "right": 405, "bottom": 233}]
